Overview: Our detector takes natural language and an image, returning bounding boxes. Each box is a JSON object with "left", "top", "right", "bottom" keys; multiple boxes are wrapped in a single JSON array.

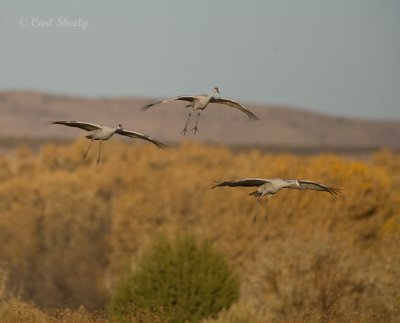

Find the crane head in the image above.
[
  {"left": 117, "top": 124, "right": 122, "bottom": 129},
  {"left": 214, "top": 86, "right": 220, "bottom": 94}
]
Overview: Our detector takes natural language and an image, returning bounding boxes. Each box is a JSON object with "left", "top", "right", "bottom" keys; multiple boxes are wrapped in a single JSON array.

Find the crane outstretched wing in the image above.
[
  {"left": 212, "top": 178, "right": 269, "bottom": 189},
  {"left": 209, "top": 97, "right": 260, "bottom": 120},
  {"left": 49, "top": 121, "right": 102, "bottom": 131},
  {"left": 116, "top": 129, "right": 166, "bottom": 149},
  {"left": 287, "top": 180, "right": 341, "bottom": 195},
  {"left": 141, "top": 96, "right": 196, "bottom": 110}
]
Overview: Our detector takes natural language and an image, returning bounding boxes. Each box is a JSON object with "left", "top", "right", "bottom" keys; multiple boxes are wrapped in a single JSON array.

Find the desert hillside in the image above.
[{"left": 0, "top": 90, "right": 399, "bottom": 152}]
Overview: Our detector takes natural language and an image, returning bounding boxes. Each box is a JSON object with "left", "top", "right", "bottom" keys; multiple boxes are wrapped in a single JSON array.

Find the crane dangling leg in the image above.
[
  {"left": 264, "top": 195, "right": 271, "bottom": 223},
  {"left": 252, "top": 215, "right": 257, "bottom": 223},
  {"left": 97, "top": 141, "right": 102, "bottom": 165},
  {"left": 181, "top": 112, "right": 191, "bottom": 135},
  {"left": 191, "top": 112, "right": 201, "bottom": 134},
  {"left": 253, "top": 194, "right": 270, "bottom": 224},
  {"left": 83, "top": 139, "right": 94, "bottom": 160},
  {"left": 253, "top": 197, "right": 262, "bottom": 224}
]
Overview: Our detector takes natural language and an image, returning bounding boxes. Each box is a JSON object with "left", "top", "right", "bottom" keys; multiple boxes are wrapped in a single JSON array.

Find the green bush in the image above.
[{"left": 108, "top": 235, "right": 240, "bottom": 322}]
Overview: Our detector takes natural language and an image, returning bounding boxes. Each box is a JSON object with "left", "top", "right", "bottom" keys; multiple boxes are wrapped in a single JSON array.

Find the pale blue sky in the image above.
[{"left": 0, "top": 1, "right": 399, "bottom": 119}]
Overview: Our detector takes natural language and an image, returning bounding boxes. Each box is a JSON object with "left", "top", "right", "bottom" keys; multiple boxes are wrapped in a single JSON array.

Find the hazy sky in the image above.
[{"left": 1, "top": 1, "right": 399, "bottom": 119}]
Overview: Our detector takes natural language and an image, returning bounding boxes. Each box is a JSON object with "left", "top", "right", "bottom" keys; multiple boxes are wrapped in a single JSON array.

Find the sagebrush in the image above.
[{"left": 109, "top": 235, "right": 240, "bottom": 322}]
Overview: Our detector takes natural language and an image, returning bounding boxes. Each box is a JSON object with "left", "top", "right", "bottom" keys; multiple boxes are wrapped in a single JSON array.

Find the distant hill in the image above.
[{"left": 0, "top": 90, "right": 399, "bottom": 152}]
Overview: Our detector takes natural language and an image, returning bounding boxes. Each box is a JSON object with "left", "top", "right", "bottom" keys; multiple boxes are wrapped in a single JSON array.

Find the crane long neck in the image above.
[{"left": 207, "top": 88, "right": 217, "bottom": 100}]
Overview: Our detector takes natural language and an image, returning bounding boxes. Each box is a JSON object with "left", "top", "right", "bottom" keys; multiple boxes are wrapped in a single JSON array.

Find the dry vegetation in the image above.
[{"left": 0, "top": 140, "right": 399, "bottom": 322}]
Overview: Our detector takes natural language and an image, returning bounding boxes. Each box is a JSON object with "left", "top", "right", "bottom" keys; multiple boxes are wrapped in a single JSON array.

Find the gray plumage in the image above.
[
  {"left": 212, "top": 177, "right": 341, "bottom": 223},
  {"left": 50, "top": 121, "right": 166, "bottom": 164},
  {"left": 212, "top": 178, "right": 341, "bottom": 197},
  {"left": 142, "top": 86, "right": 259, "bottom": 135}
]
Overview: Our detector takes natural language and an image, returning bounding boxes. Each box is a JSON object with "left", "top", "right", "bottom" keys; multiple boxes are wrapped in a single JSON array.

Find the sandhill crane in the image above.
[
  {"left": 142, "top": 86, "right": 259, "bottom": 135},
  {"left": 50, "top": 121, "right": 166, "bottom": 164},
  {"left": 212, "top": 178, "right": 341, "bottom": 223}
]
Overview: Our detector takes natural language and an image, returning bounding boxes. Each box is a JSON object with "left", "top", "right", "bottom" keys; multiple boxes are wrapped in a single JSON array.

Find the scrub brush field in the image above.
[{"left": 0, "top": 141, "right": 399, "bottom": 322}]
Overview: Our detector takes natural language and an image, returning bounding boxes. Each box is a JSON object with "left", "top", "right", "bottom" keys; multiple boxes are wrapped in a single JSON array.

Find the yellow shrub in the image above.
[{"left": 0, "top": 140, "right": 398, "bottom": 321}]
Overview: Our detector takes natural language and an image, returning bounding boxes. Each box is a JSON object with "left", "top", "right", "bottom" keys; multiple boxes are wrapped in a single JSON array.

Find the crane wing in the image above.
[
  {"left": 287, "top": 179, "right": 341, "bottom": 195},
  {"left": 209, "top": 97, "right": 260, "bottom": 120},
  {"left": 212, "top": 178, "right": 269, "bottom": 189},
  {"left": 50, "top": 121, "right": 101, "bottom": 131},
  {"left": 141, "top": 96, "right": 196, "bottom": 110},
  {"left": 115, "top": 129, "right": 166, "bottom": 149}
]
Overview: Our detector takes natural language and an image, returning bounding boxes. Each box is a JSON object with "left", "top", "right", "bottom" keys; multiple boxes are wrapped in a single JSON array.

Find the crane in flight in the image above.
[
  {"left": 212, "top": 178, "right": 341, "bottom": 223},
  {"left": 142, "top": 86, "right": 259, "bottom": 135},
  {"left": 50, "top": 121, "right": 166, "bottom": 164}
]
